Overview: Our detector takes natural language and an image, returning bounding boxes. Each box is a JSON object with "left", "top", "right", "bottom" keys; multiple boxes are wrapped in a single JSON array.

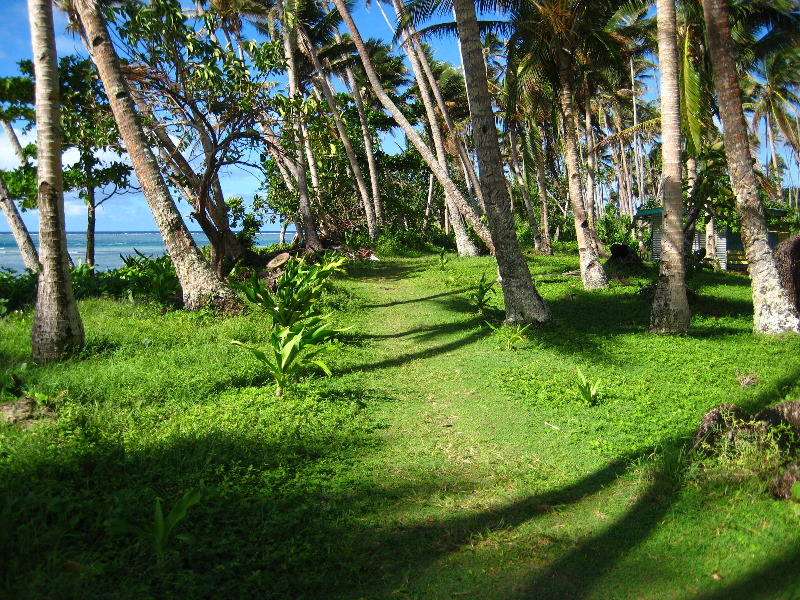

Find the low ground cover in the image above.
[{"left": 1, "top": 250, "right": 799, "bottom": 599}]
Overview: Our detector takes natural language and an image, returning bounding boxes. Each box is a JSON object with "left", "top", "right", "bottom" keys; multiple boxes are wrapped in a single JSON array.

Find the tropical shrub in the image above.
[
  {"left": 234, "top": 253, "right": 347, "bottom": 327},
  {"left": 232, "top": 317, "right": 339, "bottom": 397}
]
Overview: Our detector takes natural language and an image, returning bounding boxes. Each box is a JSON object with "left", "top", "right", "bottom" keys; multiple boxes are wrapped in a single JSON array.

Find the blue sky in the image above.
[{"left": 0, "top": 0, "right": 462, "bottom": 233}]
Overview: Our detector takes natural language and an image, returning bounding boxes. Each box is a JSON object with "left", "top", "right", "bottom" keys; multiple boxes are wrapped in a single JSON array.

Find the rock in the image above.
[
  {"left": 767, "top": 459, "right": 800, "bottom": 499},
  {"left": 605, "top": 244, "right": 648, "bottom": 275},
  {"left": 0, "top": 397, "right": 53, "bottom": 428},
  {"left": 754, "top": 400, "right": 800, "bottom": 449},
  {"left": 692, "top": 403, "right": 753, "bottom": 450},
  {"left": 610, "top": 244, "right": 636, "bottom": 260},
  {"left": 266, "top": 252, "right": 292, "bottom": 270}
]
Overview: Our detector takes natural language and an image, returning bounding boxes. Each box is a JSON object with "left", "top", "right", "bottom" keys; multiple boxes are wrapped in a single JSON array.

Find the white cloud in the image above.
[{"left": 0, "top": 126, "right": 34, "bottom": 170}]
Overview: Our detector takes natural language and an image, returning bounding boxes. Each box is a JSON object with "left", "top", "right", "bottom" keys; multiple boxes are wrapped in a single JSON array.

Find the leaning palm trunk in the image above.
[
  {"left": 391, "top": 0, "right": 478, "bottom": 256},
  {"left": 650, "top": 0, "right": 690, "bottom": 332},
  {"left": 1, "top": 121, "right": 39, "bottom": 270},
  {"left": 73, "top": 0, "right": 239, "bottom": 311},
  {"left": 28, "top": 0, "right": 84, "bottom": 361},
  {"left": 278, "top": 3, "right": 322, "bottom": 252},
  {"left": 306, "top": 41, "right": 378, "bottom": 240},
  {"left": 0, "top": 176, "right": 39, "bottom": 271},
  {"left": 452, "top": 0, "right": 550, "bottom": 323},
  {"left": 399, "top": 7, "right": 486, "bottom": 212},
  {"left": 333, "top": 0, "right": 493, "bottom": 254},
  {"left": 700, "top": 0, "right": 800, "bottom": 333},
  {"left": 557, "top": 55, "right": 607, "bottom": 290}
]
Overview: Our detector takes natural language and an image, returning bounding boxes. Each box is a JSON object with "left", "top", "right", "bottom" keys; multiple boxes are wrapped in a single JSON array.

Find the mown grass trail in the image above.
[{"left": 323, "top": 256, "right": 800, "bottom": 600}]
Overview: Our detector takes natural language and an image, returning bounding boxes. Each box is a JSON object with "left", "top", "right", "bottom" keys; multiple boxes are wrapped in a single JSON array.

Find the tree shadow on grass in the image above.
[
  {"left": 362, "top": 288, "right": 470, "bottom": 310},
  {"left": 345, "top": 259, "right": 427, "bottom": 282},
  {"left": 3, "top": 415, "right": 796, "bottom": 600}
]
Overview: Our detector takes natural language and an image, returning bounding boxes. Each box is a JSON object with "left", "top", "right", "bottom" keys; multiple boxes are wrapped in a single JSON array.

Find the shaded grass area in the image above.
[{"left": 1, "top": 253, "right": 799, "bottom": 599}]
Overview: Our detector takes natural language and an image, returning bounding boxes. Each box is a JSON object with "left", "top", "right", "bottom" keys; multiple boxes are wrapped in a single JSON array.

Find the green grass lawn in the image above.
[{"left": 1, "top": 251, "right": 799, "bottom": 599}]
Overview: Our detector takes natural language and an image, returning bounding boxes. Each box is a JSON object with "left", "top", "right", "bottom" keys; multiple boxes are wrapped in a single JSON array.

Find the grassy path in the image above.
[{"left": 323, "top": 257, "right": 800, "bottom": 600}]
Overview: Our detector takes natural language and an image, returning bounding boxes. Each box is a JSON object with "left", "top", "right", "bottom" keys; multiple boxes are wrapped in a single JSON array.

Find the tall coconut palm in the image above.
[
  {"left": 743, "top": 46, "right": 800, "bottom": 190},
  {"left": 71, "top": 0, "right": 240, "bottom": 311},
  {"left": 332, "top": 0, "right": 496, "bottom": 253},
  {"left": 391, "top": 0, "right": 479, "bottom": 255},
  {"left": 507, "top": 0, "right": 643, "bottom": 290},
  {"left": 650, "top": 0, "right": 690, "bottom": 332},
  {"left": 700, "top": 0, "right": 799, "bottom": 333},
  {"left": 451, "top": 0, "right": 551, "bottom": 323},
  {"left": 28, "top": 0, "right": 84, "bottom": 361}
]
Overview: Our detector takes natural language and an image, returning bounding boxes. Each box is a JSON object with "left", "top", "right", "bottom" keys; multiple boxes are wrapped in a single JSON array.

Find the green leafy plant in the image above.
[
  {"left": 232, "top": 318, "right": 339, "bottom": 397},
  {"left": 485, "top": 321, "right": 530, "bottom": 350},
  {"left": 575, "top": 368, "right": 601, "bottom": 405},
  {"left": 790, "top": 482, "right": 800, "bottom": 517},
  {"left": 106, "top": 489, "right": 201, "bottom": 569},
  {"left": 468, "top": 273, "right": 496, "bottom": 314},
  {"left": 437, "top": 248, "right": 449, "bottom": 271},
  {"left": 117, "top": 250, "right": 182, "bottom": 305},
  {"left": 234, "top": 254, "right": 347, "bottom": 328}
]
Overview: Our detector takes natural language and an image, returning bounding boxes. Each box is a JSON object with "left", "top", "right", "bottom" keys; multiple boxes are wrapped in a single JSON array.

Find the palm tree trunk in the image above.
[
  {"left": 345, "top": 64, "right": 384, "bottom": 224},
  {"left": 1, "top": 120, "right": 39, "bottom": 270},
  {"left": 73, "top": 0, "right": 240, "bottom": 311},
  {"left": 28, "top": 0, "right": 84, "bottom": 361},
  {"left": 277, "top": 1, "right": 322, "bottom": 252},
  {"left": 332, "top": 0, "right": 493, "bottom": 254},
  {"left": 452, "top": 0, "right": 550, "bottom": 323},
  {"left": 700, "top": 0, "right": 799, "bottom": 333},
  {"left": 391, "top": 0, "right": 478, "bottom": 256},
  {"left": 557, "top": 53, "right": 607, "bottom": 290},
  {"left": 531, "top": 126, "right": 553, "bottom": 255},
  {"left": 509, "top": 127, "right": 541, "bottom": 251},
  {"left": 85, "top": 184, "right": 96, "bottom": 267},
  {"left": 0, "top": 175, "right": 39, "bottom": 271},
  {"left": 651, "top": 0, "right": 690, "bottom": 332},
  {"left": 306, "top": 41, "right": 378, "bottom": 240}
]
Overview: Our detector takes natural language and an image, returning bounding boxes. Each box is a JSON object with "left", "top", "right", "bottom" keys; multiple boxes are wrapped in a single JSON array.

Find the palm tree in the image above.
[
  {"left": 700, "top": 0, "right": 799, "bottom": 333},
  {"left": 650, "top": 0, "right": 690, "bottom": 332},
  {"left": 331, "top": 0, "right": 495, "bottom": 253},
  {"left": 28, "top": 0, "right": 84, "bottom": 361},
  {"left": 508, "top": 0, "right": 641, "bottom": 290},
  {"left": 71, "top": 0, "right": 240, "bottom": 311},
  {"left": 743, "top": 46, "right": 800, "bottom": 191},
  {"left": 451, "top": 0, "right": 551, "bottom": 323}
]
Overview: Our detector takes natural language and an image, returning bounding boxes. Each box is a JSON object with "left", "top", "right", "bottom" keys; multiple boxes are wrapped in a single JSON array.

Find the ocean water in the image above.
[{"left": 0, "top": 231, "right": 285, "bottom": 273}]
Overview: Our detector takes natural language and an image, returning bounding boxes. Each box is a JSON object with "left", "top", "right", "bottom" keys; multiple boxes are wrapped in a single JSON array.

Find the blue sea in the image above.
[{"left": 0, "top": 231, "right": 286, "bottom": 273}]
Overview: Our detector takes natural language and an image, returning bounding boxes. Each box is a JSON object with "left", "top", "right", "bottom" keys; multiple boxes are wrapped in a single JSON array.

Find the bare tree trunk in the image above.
[
  {"left": 453, "top": 0, "right": 550, "bottom": 323},
  {"left": 74, "top": 0, "right": 240, "bottom": 311},
  {"left": 29, "top": 0, "right": 84, "bottom": 361},
  {"left": 651, "top": 0, "right": 690, "bottom": 332},
  {"left": 701, "top": 0, "right": 799, "bottom": 333}
]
